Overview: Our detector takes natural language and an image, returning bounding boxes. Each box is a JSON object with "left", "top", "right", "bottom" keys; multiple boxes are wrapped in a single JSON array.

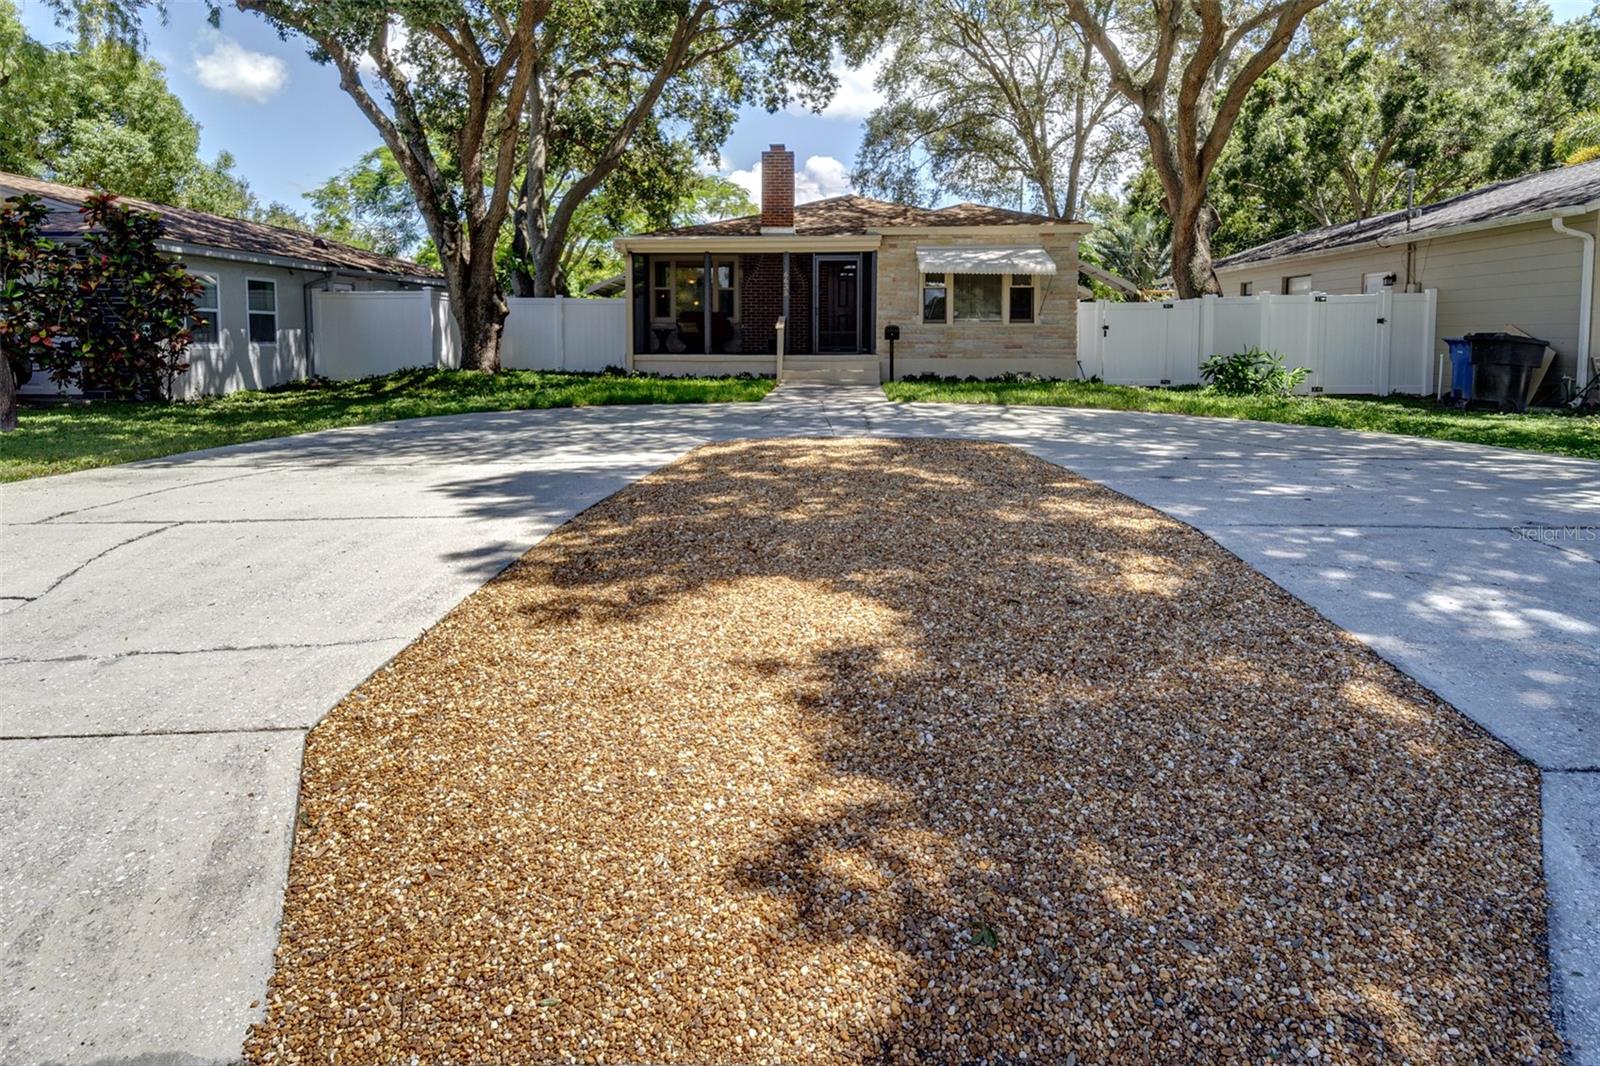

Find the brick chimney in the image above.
[{"left": 760, "top": 144, "right": 795, "bottom": 233}]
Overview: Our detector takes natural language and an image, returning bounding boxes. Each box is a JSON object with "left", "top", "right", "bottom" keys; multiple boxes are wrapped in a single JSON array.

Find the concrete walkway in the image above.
[{"left": 3, "top": 385, "right": 1596, "bottom": 1063}]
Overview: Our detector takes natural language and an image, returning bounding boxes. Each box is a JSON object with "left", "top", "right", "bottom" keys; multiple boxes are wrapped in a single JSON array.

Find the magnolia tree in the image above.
[
  {"left": 1, "top": 192, "right": 199, "bottom": 427},
  {"left": 73, "top": 193, "right": 202, "bottom": 399}
]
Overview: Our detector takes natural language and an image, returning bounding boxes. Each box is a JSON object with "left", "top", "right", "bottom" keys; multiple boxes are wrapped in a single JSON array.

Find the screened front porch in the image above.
[{"left": 628, "top": 250, "right": 878, "bottom": 358}]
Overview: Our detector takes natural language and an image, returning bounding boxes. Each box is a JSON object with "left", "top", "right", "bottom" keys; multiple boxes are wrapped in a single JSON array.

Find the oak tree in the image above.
[{"left": 1060, "top": 0, "right": 1327, "bottom": 296}]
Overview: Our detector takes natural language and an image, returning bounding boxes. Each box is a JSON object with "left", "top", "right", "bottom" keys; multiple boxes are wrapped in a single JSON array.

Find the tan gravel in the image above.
[{"left": 245, "top": 437, "right": 1559, "bottom": 1064}]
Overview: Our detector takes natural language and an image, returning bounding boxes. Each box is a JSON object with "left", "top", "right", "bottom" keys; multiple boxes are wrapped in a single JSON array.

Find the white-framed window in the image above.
[
  {"left": 651, "top": 258, "right": 735, "bottom": 321},
  {"left": 1239, "top": 281, "right": 1254, "bottom": 296},
  {"left": 1362, "top": 271, "right": 1396, "bottom": 294},
  {"left": 1283, "top": 274, "right": 1313, "bottom": 295},
  {"left": 1008, "top": 273, "right": 1034, "bottom": 323},
  {"left": 246, "top": 278, "right": 278, "bottom": 344},
  {"left": 188, "top": 274, "right": 220, "bottom": 344},
  {"left": 921, "top": 272, "right": 1036, "bottom": 324},
  {"left": 921, "top": 273, "right": 947, "bottom": 323}
]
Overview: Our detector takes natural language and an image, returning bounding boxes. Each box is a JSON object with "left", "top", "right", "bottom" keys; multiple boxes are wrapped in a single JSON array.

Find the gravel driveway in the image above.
[{"left": 246, "top": 438, "right": 1558, "bottom": 1064}]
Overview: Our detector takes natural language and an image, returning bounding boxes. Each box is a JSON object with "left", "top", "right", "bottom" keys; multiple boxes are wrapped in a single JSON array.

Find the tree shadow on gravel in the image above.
[
  {"left": 496, "top": 438, "right": 1556, "bottom": 1063},
  {"left": 250, "top": 437, "right": 1558, "bottom": 1065}
]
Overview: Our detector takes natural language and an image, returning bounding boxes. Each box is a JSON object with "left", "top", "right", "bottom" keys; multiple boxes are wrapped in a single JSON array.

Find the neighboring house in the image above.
[
  {"left": 614, "top": 145, "right": 1089, "bottom": 383},
  {"left": 1215, "top": 161, "right": 1600, "bottom": 396},
  {"left": 1, "top": 171, "right": 443, "bottom": 399}
]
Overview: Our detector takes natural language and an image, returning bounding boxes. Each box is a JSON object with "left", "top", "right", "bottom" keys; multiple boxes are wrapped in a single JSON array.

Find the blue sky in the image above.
[
  {"left": 17, "top": 0, "right": 1596, "bottom": 215},
  {"left": 16, "top": 0, "right": 878, "bottom": 212}
]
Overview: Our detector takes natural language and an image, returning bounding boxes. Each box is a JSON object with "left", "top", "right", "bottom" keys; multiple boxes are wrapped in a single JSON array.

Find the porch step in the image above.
[{"left": 781, "top": 356, "right": 881, "bottom": 385}]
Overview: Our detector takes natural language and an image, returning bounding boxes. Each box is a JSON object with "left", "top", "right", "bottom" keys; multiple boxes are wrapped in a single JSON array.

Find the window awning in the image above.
[{"left": 916, "top": 245, "right": 1058, "bottom": 276}]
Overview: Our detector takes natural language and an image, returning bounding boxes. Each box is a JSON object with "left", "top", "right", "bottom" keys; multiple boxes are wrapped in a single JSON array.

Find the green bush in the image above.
[
  {"left": 1200, "top": 347, "right": 1310, "bottom": 396},
  {"left": 0, "top": 192, "right": 200, "bottom": 402}
]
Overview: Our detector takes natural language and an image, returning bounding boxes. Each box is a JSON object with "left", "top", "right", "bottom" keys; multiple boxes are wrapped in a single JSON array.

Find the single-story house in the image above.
[
  {"left": 1214, "top": 160, "right": 1599, "bottom": 396},
  {"left": 613, "top": 145, "right": 1090, "bottom": 383},
  {"left": 1, "top": 170, "right": 444, "bottom": 398}
]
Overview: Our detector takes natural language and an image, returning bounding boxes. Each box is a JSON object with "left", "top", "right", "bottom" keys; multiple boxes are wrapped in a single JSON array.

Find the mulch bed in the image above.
[{"left": 246, "top": 437, "right": 1558, "bottom": 1064}]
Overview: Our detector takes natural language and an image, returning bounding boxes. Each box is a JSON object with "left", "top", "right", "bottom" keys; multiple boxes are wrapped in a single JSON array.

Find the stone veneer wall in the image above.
[{"left": 874, "top": 231, "right": 1079, "bottom": 379}]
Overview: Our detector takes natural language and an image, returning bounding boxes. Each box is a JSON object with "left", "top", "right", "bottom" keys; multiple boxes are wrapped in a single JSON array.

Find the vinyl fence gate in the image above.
[{"left": 1077, "top": 290, "right": 1440, "bottom": 395}]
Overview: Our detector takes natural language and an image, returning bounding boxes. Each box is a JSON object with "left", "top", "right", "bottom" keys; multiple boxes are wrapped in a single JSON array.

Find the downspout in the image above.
[
  {"left": 1552, "top": 214, "right": 1595, "bottom": 390},
  {"left": 302, "top": 272, "right": 334, "bottom": 380}
]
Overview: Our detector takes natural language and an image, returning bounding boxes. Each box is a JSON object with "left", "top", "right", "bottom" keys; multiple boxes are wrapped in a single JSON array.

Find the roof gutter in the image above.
[
  {"left": 1551, "top": 212, "right": 1595, "bottom": 390},
  {"left": 1373, "top": 200, "right": 1600, "bottom": 248}
]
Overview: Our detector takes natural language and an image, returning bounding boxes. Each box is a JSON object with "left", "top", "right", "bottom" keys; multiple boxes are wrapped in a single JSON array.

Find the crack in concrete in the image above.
[
  {"left": 28, "top": 469, "right": 272, "bottom": 523},
  {"left": 12, "top": 525, "right": 178, "bottom": 611},
  {"left": 0, "top": 635, "right": 406, "bottom": 665}
]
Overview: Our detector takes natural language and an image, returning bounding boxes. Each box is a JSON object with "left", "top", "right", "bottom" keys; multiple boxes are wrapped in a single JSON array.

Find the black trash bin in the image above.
[{"left": 1465, "top": 332, "right": 1548, "bottom": 412}]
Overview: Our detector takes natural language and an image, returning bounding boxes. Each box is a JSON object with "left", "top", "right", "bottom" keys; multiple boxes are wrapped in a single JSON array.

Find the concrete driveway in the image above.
[{"left": 3, "top": 385, "right": 1597, "bottom": 1063}]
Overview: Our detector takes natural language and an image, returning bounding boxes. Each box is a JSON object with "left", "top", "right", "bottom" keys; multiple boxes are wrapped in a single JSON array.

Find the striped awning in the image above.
[{"left": 916, "top": 245, "right": 1057, "bottom": 276}]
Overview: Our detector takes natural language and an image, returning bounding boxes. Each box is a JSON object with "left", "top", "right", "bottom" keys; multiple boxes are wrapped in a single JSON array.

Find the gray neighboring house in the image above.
[
  {"left": 1215, "top": 160, "right": 1599, "bottom": 396},
  {"left": 1, "top": 171, "right": 444, "bottom": 399}
]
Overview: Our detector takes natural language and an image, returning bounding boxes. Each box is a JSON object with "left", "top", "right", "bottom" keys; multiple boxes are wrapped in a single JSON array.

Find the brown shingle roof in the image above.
[
  {"left": 1216, "top": 159, "right": 1600, "bottom": 270},
  {"left": 0, "top": 170, "right": 442, "bottom": 281},
  {"left": 645, "top": 194, "right": 1055, "bottom": 237}
]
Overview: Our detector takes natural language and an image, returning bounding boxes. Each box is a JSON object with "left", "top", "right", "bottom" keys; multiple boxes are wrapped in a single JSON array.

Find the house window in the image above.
[
  {"left": 247, "top": 279, "right": 277, "bottom": 343},
  {"left": 674, "top": 263, "right": 706, "bottom": 317},
  {"left": 1239, "top": 281, "right": 1253, "bottom": 296},
  {"left": 922, "top": 273, "right": 947, "bottom": 323},
  {"left": 1362, "top": 271, "right": 1396, "bottom": 293},
  {"left": 653, "top": 261, "right": 671, "bottom": 318},
  {"left": 953, "top": 273, "right": 1002, "bottom": 321},
  {"left": 189, "top": 274, "right": 219, "bottom": 344},
  {"left": 1283, "top": 274, "right": 1313, "bottom": 295},
  {"left": 1007, "top": 274, "right": 1034, "bottom": 323},
  {"left": 652, "top": 259, "right": 736, "bottom": 320}
]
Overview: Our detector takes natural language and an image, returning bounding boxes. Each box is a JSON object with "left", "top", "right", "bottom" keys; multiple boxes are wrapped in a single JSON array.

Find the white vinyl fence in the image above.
[
  {"left": 313, "top": 288, "right": 461, "bottom": 378},
  {"left": 1077, "top": 290, "right": 1439, "bottom": 395},
  {"left": 501, "top": 296, "right": 627, "bottom": 372},
  {"left": 311, "top": 290, "right": 625, "bottom": 379}
]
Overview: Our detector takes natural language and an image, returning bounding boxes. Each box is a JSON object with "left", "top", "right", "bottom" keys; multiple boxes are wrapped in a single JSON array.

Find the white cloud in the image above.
[
  {"left": 727, "top": 154, "right": 854, "bottom": 205},
  {"left": 788, "top": 50, "right": 888, "bottom": 121},
  {"left": 192, "top": 34, "right": 287, "bottom": 103}
]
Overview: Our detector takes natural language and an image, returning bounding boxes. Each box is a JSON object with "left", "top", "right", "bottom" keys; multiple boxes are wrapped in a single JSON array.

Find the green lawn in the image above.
[
  {"left": 883, "top": 376, "right": 1600, "bottom": 461},
  {"left": 1, "top": 368, "right": 775, "bottom": 482}
]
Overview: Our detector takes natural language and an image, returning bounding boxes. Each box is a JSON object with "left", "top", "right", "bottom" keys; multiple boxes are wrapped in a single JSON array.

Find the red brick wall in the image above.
[
  {"left": 760, "top": 145, "right": 795, "bottom": 229},
  {"left": 738, "top": 253, "right": 811, "bottom": 354}
]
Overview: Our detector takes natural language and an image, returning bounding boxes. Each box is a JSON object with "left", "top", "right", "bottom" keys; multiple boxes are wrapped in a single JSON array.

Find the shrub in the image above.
[
  {"left": 0, "top": 192, "right": 200, "bottom": 403},
  {"left": 1, "top": 196, "right": 83, "bottom": 428},
  {"left": 73, "top": 193, "right": 202, "bottom": 400},
  {"left": 1200, "top": 347, "right": 1311, "bottom": 396}
]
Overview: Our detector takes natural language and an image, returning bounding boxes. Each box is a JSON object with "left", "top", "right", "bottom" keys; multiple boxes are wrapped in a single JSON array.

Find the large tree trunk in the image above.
[
  {"left": 446, "top": 252, "right": 508, "bottom": 373},
  {"left": 0, "top": 354, "right": 18, "bottom": 433},
  {"left": 1167, "top": 193, "right": 1223, "bottom": 299}
]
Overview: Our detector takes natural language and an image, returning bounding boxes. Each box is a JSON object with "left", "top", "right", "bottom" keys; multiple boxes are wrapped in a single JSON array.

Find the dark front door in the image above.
[{"left": 816, "top": 256, "right": 860, "bottom": 353}]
